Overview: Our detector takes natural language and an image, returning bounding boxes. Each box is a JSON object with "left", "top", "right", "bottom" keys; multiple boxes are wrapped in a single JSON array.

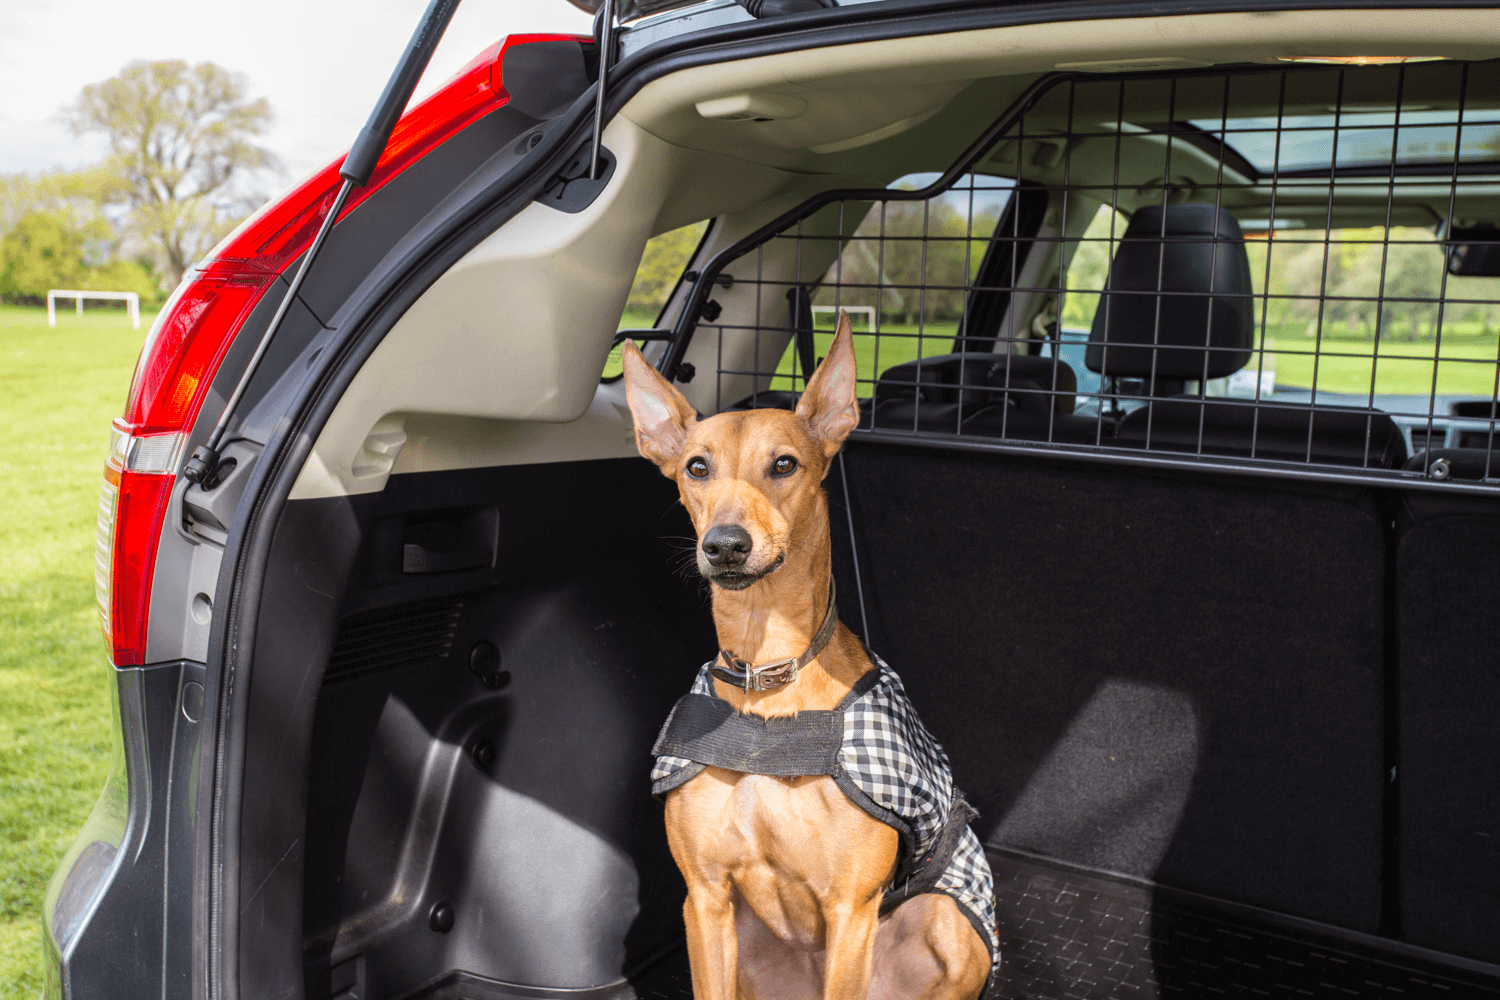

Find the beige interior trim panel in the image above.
[{"left": 290, "top": 117, "right": 867, "bottom": 500}]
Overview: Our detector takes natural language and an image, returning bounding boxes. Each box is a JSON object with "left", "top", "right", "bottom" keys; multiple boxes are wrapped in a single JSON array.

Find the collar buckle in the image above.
[
  {"left": 715, "top": 653, "right": 798, "bottom": 692},
  {"left": 741, "top": 657, "right": 797, "bottom": 692},
  {"left": 711, "top": 581, "right": 837, "bottom": 694}
]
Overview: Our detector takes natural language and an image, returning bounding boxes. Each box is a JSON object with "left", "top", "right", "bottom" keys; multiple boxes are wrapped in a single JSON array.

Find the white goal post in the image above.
[
  {"left": 811, "top": 305, "right": 877, "bottom": 331},
  {"left": 47, "top": 290, "right": 140, "bottom": 329}
]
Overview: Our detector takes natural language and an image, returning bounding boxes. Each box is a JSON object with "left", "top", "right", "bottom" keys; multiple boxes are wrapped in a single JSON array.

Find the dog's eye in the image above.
[
  {"left": 686, "top": 457, "right": 710, "bottom": 479},
  {"left": 772, "top": 456, "right": 798, "bottom": 476}
]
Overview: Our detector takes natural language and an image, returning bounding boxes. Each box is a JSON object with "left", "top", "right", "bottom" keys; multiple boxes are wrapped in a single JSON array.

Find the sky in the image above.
[{"left": 0, "top": 0, "right": 595, "bottom": 190}]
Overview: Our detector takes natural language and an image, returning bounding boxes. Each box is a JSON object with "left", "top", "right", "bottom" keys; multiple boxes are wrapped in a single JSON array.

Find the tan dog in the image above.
[{"left": 621, "top": 312, "right": 992, "bottom": 1000}]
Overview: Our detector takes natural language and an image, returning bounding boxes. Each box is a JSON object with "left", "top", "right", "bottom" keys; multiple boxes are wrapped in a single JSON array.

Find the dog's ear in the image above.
[
  {"left": 796, "top": 309, "right": 861, "bottom": 461},
  {"left": 622, "top": 339, "right": 697, "bottom": 471}
]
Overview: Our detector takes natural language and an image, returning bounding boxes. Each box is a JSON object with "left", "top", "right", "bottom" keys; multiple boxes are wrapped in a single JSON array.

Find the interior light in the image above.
[{"left": 1276, "top": 56, "right": 1447, "bottom": 66}]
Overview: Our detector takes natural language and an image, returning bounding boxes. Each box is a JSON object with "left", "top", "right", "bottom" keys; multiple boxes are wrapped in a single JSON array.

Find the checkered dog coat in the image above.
[{"left": 651, "top": 654, "right": 998, "bottom": 961}]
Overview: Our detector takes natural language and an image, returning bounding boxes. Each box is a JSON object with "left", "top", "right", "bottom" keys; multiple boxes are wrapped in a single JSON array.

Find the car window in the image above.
[
  {"left": 767, "top": 172, "right": 1017, "bottom": 395},
  {"left": 1250, "top": 226, "right": 1500, "bottom": 412},
  {"left": 601, "top": 220, "right": 710, "bottom": 381},
  {"left": 1187, "top": 110, "right": 1500, "bottom": 175},
  {"left": 1049, "top": 209, "right": 1500, "bottom": 416}
]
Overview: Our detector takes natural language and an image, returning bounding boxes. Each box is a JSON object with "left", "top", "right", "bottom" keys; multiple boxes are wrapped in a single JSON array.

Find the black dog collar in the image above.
[{"left": 712, "top": 582, "right": 838, "bottom": 692}]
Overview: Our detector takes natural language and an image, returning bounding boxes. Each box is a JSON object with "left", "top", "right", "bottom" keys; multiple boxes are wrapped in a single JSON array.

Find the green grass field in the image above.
[
  {"left": 0, "top": 303, "right": 149, "bottom": 996},
  {"left": 769, "top": 319, "right": 1500, "bottom": 397},
  {"left": 768, "top": 320, "right": 1500, "bottom": 397},
  {"left": 1260, "top": 322, "right": 1500, "bottom": 396}
]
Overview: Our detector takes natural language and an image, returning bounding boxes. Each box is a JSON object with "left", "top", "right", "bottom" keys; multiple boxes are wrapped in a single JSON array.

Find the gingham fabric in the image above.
[{"left": 651, "top": 654, "right": 998, "bottom": 960}]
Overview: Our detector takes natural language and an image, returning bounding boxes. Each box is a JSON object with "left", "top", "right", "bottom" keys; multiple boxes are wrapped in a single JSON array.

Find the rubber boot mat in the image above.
[
  {"left": 399, "top": 848, "right": 1500, "bottom": 999},
  {"left": 391, "top": 947, "right": 695, "bottom": 1000},
  {"left": 987, "top": 846, "right": 1500, "bottom": 999}
]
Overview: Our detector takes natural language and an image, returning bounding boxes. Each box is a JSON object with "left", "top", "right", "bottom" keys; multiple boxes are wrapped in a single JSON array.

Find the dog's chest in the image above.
[
  {"left": 676, "top": 769, "right": 892, "bottom": 871},
  {"left": 668, "top": 769, "right": 897, "bottom": 939},
  {"left": 682, "top": 769, "right": 872, "bottom": 867}
]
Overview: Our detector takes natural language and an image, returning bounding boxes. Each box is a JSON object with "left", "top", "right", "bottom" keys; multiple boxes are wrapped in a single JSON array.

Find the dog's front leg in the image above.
[
  {"left": 821, "top": 899, "right": 882, "bottom": 1000},
  {"left": 683, "top": 884, "right": 739, "bottom": 1000}
]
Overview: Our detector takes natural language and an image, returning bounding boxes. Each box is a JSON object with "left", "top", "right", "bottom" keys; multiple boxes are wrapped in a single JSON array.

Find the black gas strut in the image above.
[
  {"left": 183, "top": 0, "right": 463, "bottom": 486},
  {"left": 589, "top": 0, "right": 615, "bottom": 180}
]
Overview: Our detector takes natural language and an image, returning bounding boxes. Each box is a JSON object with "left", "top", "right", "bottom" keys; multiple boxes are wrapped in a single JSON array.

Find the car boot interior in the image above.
[
  {"left": 224, "top": 14, "right": 1500, "bottom": 1000},
  {"left": 272, "top": 444, "right": 1499, "bottom": 1000}
]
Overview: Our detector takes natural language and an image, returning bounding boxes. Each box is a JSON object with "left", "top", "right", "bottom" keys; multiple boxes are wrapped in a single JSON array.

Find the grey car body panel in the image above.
[{"left": 44, "top": 662, "right": 204, "bottom": 1000}]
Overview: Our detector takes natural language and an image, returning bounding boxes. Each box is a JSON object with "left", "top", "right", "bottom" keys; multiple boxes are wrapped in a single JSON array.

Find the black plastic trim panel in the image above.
[{"left": 199, "top": 50, "right": 616, "bottom": 1000}]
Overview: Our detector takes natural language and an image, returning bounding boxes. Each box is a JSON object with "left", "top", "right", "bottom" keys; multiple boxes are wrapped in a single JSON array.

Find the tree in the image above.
[
  {"left": 0, "top": 210, "right": 97, "bottom": 297},
  {"left": 1062, "top": 205, "right": 1126, "bottom": 329},
  {"left": 1, "top": 167, "right": 120, "bottom": 231},
  {"left": 0, "top": 209, "right": 156, "bottom": 303},
  {"left": 627, "top": 222, "right": 709, "bottom": 319},
  {"left": 819, "top": 198, "right": 999, "bottom": 325},
  {"left": 65, "top": 60, "right": 277, "bottom": 287},
  {"left": 1379, "top": 238, "right": 1445, "bottom": 341},
  {"left": 0, "top": 169, "right": 155, "bottom": 304}
]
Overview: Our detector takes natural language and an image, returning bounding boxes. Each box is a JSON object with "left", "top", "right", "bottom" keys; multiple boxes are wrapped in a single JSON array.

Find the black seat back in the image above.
[
  {"left": 873, "top": 353, "right": 1076, "bottom": 415},
  {"left": 1086, "top": 204, "right": 1254, "bottom": 388},
  {"left": 868, "top": 353, "right": 1086, "bottom": 439},
  {"left": 1092, "top": 204, "right": 1407, "bottom": 470},
  {"left": 1114, "top": 399, "right": 1408, "bottom": 469},
  {"left": 832, "top": 444, "right": 1388, "bottom": 934},
  {"left": 1395, "top": 449, "right": 1500, "bottom": 963}
]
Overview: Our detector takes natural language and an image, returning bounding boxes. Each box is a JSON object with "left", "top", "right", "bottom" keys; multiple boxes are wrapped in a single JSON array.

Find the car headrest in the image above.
[
  {"left": 874, "top": 352, "right": 1077, "bottom": 415},
  {"left": 1085, "top": 204, "right": 1254, "bottom": 382}
]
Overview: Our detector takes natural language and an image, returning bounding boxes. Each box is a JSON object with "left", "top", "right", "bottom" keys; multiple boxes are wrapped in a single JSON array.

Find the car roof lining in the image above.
[{"left": 617, "top": 8, "right": 1500, "bottom": 178}]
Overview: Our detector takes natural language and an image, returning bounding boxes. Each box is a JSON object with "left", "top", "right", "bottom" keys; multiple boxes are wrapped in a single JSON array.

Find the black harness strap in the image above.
[{"left": 652, "top": 694, "right": 842, "bottom": 777}]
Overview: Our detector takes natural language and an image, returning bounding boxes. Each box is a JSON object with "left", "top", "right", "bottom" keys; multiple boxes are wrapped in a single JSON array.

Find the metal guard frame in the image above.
[{"left": 658, "top": 61, "right": 1500, "bottom": 496}]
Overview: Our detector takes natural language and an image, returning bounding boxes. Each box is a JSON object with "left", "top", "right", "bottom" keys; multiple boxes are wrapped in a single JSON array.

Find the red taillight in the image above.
[
  {"left": 97, "top": 424, "right": 177, "bottom": 665},
  {"left": 100, "top": 32, "right": 587, "bottom": 665},
  {"left": 125, "top": 31, "right": 588, "bottom": 439},
  {"left": 199, "top": 33, "right": 587, "bottom": 277},
  {"left": 124, "top": 273, "right": 275, "bottom": 435}
]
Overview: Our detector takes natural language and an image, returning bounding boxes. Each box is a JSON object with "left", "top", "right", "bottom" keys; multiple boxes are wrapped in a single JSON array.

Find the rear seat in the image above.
[
  {"left": 734, "top": 353, "right": 1100, "bottom": 442},
  {"left": 866, "top": 353, "right": 1097, "bottom": 442},
  {"left": 1092, "top": 203, "right": 1407, "bottom": 468},
  {"left": 1117, "top": 398, "right": 1408, "bottom": 467},
  {"left": 1395, "top": 448, "right": 1500, "bottom": 962}
]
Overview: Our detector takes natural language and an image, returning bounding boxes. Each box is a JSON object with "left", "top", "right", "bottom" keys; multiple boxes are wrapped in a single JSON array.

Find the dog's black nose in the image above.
[{"left": 702, "top": 525, "right": 752, "bottom": 566}]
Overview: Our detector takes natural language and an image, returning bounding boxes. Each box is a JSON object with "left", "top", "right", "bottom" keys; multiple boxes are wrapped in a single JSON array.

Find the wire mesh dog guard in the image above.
[{"left": 659, "top": 60, "right": 1500, "bottom": 494}]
